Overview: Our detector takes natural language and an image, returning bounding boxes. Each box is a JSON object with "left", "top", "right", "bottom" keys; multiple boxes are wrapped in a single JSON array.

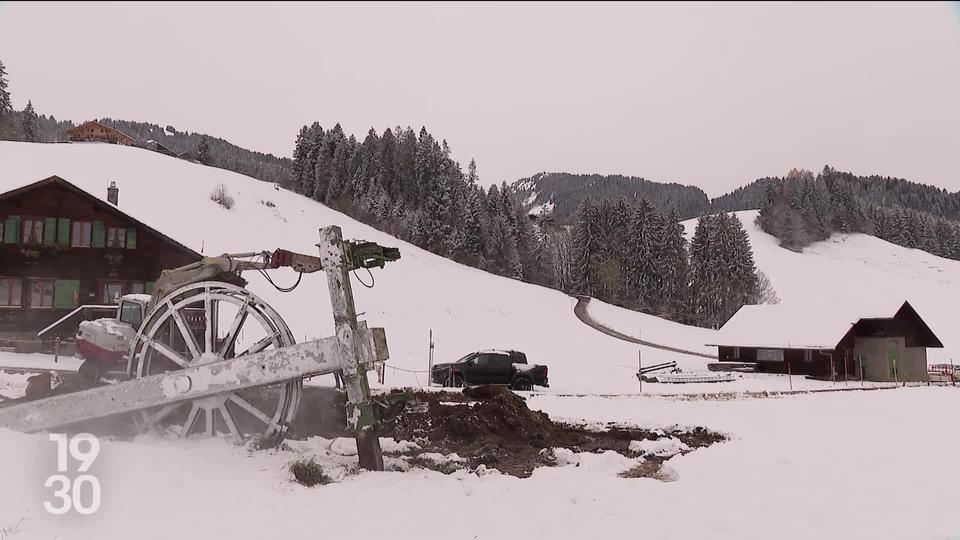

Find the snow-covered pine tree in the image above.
[
  {"left": 655, "top": 208, "right": 690, "bottom": 321},
  {"left": 625, "top": 198, "right": 657, "bottom": 310},
  {"left": 933, "top": 219, "right": 956, "bottom": 259},
  {"left": 301, "top": 124, "right": 323, "bottom": 196},
  {"left": 571, "top": 198, "right": 599, "bottom": 296},
  {"left": 728, "top": 213, "right": 759, "bottom": 318},
  {"left": 464, "top": 187, "right": 484, "bottom": 257},
  {"left": 291, "top": 125, "right": 311, "bottom": 191},
  {"left": 688, "top": 215, "right": 721, "bottom": 327},
  {"left": 196, "top": 136, "right": 212, "bottom": 165},
  {"left": 21, "top": 100, "right": 39, "bottom": 142},
  {"left": 0, "top": 60, "right": 11, "bottom": 120}
]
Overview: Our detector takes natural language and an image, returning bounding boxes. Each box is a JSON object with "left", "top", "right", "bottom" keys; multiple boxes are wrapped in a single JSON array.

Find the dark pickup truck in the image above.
[{"left": 430, "top": 349, "right": 549, "bottom": 391}]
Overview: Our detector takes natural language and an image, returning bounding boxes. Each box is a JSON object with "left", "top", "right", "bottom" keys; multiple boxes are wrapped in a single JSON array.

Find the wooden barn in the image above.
[
  {"left": 66, "top": 120, "right": 136, "bottom": 146},
  {"left": 0, "top": 175, "right": 200, "bottom": 340},
  {"left": 708, "top": 302, "right": 943, "bottom": 382}
]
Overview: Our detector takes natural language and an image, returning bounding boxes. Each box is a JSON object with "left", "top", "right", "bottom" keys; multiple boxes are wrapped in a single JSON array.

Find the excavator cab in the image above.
[{"left": 117, "top": 295, "right": 149, "bottom": 330}]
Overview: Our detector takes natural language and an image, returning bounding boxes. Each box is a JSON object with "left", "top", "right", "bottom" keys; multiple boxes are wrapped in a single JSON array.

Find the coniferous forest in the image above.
[{"left": 755, "top": 167, "right": 960, "bottom": 260}]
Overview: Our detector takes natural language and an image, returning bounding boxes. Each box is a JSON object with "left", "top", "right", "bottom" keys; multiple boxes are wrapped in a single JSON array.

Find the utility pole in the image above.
[
  {"left": 319, "top": 226, "right": 384, "bottom": 471},
  {"left": 427, "top": 329, "right": 435, "bottom": 387}
]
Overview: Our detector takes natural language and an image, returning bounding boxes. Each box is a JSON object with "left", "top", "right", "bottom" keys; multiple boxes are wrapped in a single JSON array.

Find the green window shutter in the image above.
[
  {"left": 145, "top": 282, "right": 155, "bottom": 295},
  {"left": 92, "top": 221, "right": 106, "bottom": 247},
  {"left": 4, "top": 215, "right": 20, "bottom": 244},
  {"left": 57, "top": 218, "right": 71, "bottom": 246},
  {"left": 126, "top": 227, "right": 137, "bottom": 249},
  {"left": 54, "top": 280, "right": 80, "bottom": 309},
  {"left": 43, "top": 218, "right": 57, "bottom": 244}
]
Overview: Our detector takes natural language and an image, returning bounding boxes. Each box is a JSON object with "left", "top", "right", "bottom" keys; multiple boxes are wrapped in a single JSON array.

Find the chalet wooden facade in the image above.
[
  {"left": 66, "top": 121, "right": 136, "bottom": 146},
  {"left": 709, "top": 302, "right": 943, "bottom": 382},
  {"left": 0, "top": 176, "right": 200, "bottom": 339}
]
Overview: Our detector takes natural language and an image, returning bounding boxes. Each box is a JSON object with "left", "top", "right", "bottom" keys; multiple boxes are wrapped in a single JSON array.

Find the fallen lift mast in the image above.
[{"left": 0, "top": 226, "right": 399, "bottom": 471}]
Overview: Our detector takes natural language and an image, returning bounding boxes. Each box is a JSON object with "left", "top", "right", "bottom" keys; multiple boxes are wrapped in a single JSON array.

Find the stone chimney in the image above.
[{"left": 107, "top": 181, "right": 118, "bottom": 206}]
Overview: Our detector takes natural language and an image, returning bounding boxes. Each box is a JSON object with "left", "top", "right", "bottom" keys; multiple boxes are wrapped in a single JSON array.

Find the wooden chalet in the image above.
[
  {"left": 0, "top": 176, "right": 200, "bottom": 339},
  {"left": 66, "top": 120, "right": 136, "bottom": 146},
  {"left": 708, "top": 302, "right": 943, "bottom": 382}
]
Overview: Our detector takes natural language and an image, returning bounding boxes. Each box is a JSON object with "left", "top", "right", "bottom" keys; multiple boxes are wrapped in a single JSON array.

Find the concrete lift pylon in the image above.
[{"left": 0, "top": 226, "right": 397, "bottom": 471}]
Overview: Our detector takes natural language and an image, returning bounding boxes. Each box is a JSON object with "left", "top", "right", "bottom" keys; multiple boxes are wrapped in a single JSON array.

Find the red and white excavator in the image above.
[{"left": 72, "top": 242, "right": 398, "bottom": 380}]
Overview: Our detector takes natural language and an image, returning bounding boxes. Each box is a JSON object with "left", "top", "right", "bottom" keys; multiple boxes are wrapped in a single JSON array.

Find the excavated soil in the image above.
[{"left": 377, "top": 386, "right": 725, "bottom": 478}]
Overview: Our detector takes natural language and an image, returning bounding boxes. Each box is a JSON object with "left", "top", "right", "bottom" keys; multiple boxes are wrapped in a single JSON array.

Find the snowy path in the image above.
[{"left": 573, "top": 295, "right": 718, "bottom": 360}]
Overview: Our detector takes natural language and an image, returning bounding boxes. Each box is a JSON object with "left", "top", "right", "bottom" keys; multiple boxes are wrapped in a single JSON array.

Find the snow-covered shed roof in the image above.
[{"left": 707, "top": 300, "right": 942, "bottom": 350}]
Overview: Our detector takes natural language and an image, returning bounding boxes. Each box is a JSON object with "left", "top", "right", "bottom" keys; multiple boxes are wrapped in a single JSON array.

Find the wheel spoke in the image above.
[
  {"left": 218, "top": 298, "right": 249, "bottom": 357},
  {"left": 145, "top": 403, "right": 180, "bottom": 427},
  {"left": 169, "top": 301, "right": 200, "bottom": 360},
  {"left": 238, "top": 332, "right": 278, "bottom": 357},
  {"left": 143, "top": 336, "right": 190, "bottom": 370},
  {"left": 204, "top": 408, "right": 215, "bottom": 438},
  {"left": 228, "top": 394, "right": 280, "bottom": 431},
  {"left": 204, "top": 288, "right": 214, "bottom": 353},
  {"left": 218, "top": 404, "right": 243, "bottom": 443},
  {"left": 181, "top": 403, "right": 201, "bottom": 438}
]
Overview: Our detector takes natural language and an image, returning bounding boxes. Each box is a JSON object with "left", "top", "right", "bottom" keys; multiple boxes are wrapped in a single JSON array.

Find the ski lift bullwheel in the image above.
[{"left": 128, "top": 281, "right": 302, "bottom": 444}]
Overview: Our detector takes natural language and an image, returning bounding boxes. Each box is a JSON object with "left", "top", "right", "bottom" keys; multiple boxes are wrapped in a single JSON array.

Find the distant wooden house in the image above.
[
  {"left": 708, "top": 301, "right": 943, "bottom": 382},
  {"left": 0, "top": 176, "right": 200, "bottom": 339},
  {"left": 177, "top": 150, "right": 198, "bottom": 163},
  {"left": 66, "top": 120, "right": 136, "bottom": 146}
]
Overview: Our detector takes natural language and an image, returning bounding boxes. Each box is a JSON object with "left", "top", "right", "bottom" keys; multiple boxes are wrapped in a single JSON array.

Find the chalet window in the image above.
[
  {"left": 107, "top": 227, "right": 126, "bottom": 248},
  {"left": 100, "top": 281, "right": 125, "bottom": 304},
  {"left": 129, "top": 282, "right": 145, "bottom": 295},
  {"left": 0, "top": 278, "right": 22, "bottom": 307},
  {"left": 732, "top": 347, "right": 741, "bottom": 360},
  {"left": 803, "top": 350, "right": 813, "bottom": 362},
  {"left": 29, "top": 280, "right": 55, "bottom": 308},
  {"left": 22, "top": 218, "right": 44, "bottom": 245},
  {"left": 757, "top": 349, "right": 784, "bottom": 362},
  {"left": 72, "top": 221, "right": 93, "bottom": 247}
]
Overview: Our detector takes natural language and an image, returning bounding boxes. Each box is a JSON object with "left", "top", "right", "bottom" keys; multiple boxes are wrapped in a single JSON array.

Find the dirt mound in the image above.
[{"left": 379, "top": 387, "right": 725, "bottom": 478}]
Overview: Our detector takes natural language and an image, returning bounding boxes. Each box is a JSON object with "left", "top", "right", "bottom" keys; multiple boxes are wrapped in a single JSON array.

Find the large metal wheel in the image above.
[{"left": 127, "top": 281, "right": 302, "bottom": 444}]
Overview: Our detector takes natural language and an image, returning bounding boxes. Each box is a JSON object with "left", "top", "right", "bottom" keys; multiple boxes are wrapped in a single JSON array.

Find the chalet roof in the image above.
[
  {"left": 66, "top": 120, "right": 136, "bottom": 143},
  {"left": 0, "top": 175, "right": 200, "bottom": 262},
  {"left": 707, "top": 300, "right": 943, "bottom": 350}
]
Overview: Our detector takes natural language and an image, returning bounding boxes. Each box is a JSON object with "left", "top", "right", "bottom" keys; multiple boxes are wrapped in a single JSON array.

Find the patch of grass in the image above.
[{"left": 289, "top": 458, "right": 331, "bottom": 487}]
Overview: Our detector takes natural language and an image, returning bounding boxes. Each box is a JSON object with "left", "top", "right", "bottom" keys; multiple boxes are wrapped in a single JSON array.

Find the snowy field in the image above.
[
  {"left": 3, "top": 142, "right": 960, "bottom": 539},
  {"left": 1, "top": 386, "right": 958, "bottom": 540}
]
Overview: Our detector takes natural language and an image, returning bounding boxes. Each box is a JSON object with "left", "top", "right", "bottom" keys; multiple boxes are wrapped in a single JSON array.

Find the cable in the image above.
[
  {"left": 383, "top": 363, "right": 430, "bottom": 374},
  {"left": 352, "top": 267, "right": 375, "bottom": 288},
  {"left": 257, "top": 268, "right": 303, "bottom": 293}
]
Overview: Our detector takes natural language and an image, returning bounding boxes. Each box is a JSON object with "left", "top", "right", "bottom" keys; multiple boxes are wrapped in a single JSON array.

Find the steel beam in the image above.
[{"left": 0, "top": 328, "right": 387, "bottom": 434}]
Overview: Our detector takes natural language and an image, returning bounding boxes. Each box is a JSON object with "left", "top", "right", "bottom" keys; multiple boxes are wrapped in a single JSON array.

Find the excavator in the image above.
[{"left": 54, "top": 241, "right": 398, "bottom": 388}]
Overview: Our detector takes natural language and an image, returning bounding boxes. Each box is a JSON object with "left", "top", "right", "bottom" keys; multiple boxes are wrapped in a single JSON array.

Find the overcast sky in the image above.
[{"left": 1, "top": 1, "right": 957, "bottom": 196}]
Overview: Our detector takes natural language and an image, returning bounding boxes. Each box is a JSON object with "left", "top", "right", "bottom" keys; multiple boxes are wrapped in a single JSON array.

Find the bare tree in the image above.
[{"left": 753, "top": 270, "right": 780, "bottom": 305}]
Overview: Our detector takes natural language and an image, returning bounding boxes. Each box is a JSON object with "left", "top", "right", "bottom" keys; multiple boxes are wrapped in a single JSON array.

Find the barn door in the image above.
[{"left": 887, "top": 339, "right": 898, "bottom": 382}]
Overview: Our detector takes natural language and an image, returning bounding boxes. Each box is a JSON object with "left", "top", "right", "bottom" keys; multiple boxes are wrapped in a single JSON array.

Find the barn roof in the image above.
[
  {"left": 0, "top": 175, "right": 200, "bottom": 262},
  {"left": 707, "top": 300, "right": 943, "bottom": 350}
]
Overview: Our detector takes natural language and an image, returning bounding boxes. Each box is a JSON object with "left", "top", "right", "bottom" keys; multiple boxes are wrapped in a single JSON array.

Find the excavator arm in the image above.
[{"left": 150, "top": 241, "right": 400, "bottom": 309}]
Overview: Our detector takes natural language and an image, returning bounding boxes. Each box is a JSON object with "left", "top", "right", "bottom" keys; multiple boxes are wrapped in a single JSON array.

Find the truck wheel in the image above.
[{"left": 511, "top": 377, "right": 533, "bottom": 392}]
